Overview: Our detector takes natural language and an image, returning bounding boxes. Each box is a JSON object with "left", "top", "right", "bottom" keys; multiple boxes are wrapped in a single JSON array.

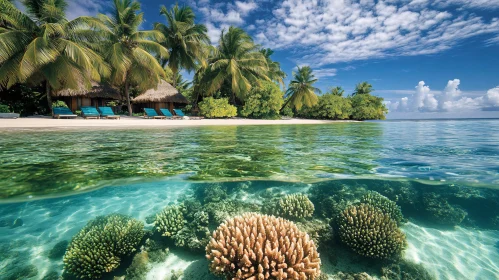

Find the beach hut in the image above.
[
  {"left": 53, "top": 82, "right": 121, "bottom": 112},
  {"left": 132, "top": 80, "right": 188, "bottom": 112}
]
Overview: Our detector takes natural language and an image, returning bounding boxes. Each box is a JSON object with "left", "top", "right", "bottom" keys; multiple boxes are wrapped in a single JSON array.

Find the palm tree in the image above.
[
  {"left": 202, "top": 26, "right": 269, "bottom": 104},
  {"left": 0, "top": 0, "right": 109, "bottom": 111},
  {"left": 260, "top": 48, "right": 286, "bottom": 87},
  {"left": 329, "top": 86, "right": 345, "bottom": 96},
  {"left": 353, "top": 81, "right": 374, "bottom": 95},
  {"left": 98, "top": 0, "right": 169, "bottom": 115},
  {"left": 282, "top": 66, "right": 320, "bottom": 111},
  {"left": 154, "top": 4, "right": 209, "bottom": 88}
]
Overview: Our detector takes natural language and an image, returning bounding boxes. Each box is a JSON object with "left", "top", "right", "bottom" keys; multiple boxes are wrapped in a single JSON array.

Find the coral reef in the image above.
[
  {"left": 125, "top": 251, "right": 150, "bottom": 280},
  {"left": 206, "top": 213, "right": 321, "bottom": 279},
  {"left": 194, "top": 183, "right": 228, "bottom": 203},
  {"left": 421, "top": 193, "right": 467, "bottom": 227},
  {"left": 381, "top": 260, "right": 434, "bottom": 280},
  {"left": 268, "top": 193, "right": 315, "bottom": 220},
  {"left": 361, "top": 191, "right": 404, "bottom": 225},
  {"left": 331, "top": 272, "right": 374, "bottom": 280},
  {"left": 205, "top": 199, "right": 260, "bottom": 224},
  {"left": 63, "top": 214, "right": 145, "bottom": 279},
  {"left": 47, "top": 240, "right": 68, "bottom": 260},
  {"left": 296, "top": 219, "right": 334, "bottom": 248},
  {"left": 338, "top": 204, "right": 406, "bottom": 259},
  {"left": 142, "top": 238, "right": 169, "bottom": 263},
  {"left": 154, "top": 205, "right": 185, "bottom": 237}
]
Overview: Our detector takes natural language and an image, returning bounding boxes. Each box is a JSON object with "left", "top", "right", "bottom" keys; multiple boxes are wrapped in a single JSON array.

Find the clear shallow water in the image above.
[
  {"left": 1, "top": 121, "right": 499, "bottom": 280},
  {"left": 1, "top": 120, "right": 499, "bottom": 201}
]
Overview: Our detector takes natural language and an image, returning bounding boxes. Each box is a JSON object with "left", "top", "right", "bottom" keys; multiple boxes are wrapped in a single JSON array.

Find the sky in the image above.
[{"left": 15, "top": 0, "right": 499, "bottom": 119}]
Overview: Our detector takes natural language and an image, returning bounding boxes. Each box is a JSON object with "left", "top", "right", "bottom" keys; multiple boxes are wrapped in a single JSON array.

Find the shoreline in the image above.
[{"left": 0, "top": 116, "right": 358, "bottom": 129}]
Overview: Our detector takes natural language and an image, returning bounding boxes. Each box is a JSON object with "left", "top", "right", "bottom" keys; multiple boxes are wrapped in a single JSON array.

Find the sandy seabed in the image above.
[{"left": 0, "top": 116, "right": 357, "bottom": 129}]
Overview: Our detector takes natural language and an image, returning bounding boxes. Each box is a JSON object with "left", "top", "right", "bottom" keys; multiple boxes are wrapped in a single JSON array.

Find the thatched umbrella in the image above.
[
  {"left": 53, "top": 81, "right": 121, "bottom": 100},
  {"left": 132, "top": 80, "right": 188, "bottom": 104}
]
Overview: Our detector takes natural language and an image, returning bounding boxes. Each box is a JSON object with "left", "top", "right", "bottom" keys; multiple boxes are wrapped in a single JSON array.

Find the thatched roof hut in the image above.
[
  {"left": 133, "top": 80, "right": 188, "bottom": 104},
  {"left": 53, "top": 81, "right": 121, "bottom": 100}
]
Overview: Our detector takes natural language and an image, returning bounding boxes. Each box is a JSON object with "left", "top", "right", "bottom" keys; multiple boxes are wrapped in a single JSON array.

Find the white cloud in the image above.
[
  {"left": 255, "top": 0, "right": 499, "bottom": 65},
  {"left": 387, "top": 80, "right": 499, "bottom": 114},
  {"left": 15, "top": 0, "right": 104, "bottom": 20},
  {"left": 312, "top": 68, "right": 338, "bottom": 78},
  {"left": 235, "top": 1, "right": 258, "bottom": 15}
]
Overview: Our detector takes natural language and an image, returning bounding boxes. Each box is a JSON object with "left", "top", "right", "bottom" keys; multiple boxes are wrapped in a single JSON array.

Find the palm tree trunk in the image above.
[
  {"left": 280, "top": 98, "right": 291, "bottom": 113},
  {"left": 172, "top": 69, "right": 178, "bottom": 89},
  {"left": 46, "top": 82, "right": 53, "bottom": 113},
  {"left": 125, "top": 79, "right": 132, "bottom": 116}
]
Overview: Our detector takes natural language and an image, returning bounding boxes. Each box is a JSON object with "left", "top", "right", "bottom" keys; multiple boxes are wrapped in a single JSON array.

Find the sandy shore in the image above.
[{"left": 0, "top": 116, "right": 357, "bottom": 129}]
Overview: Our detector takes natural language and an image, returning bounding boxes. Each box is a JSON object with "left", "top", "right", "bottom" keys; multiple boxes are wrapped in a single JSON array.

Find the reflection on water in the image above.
[{"left": 1, "top": 120, "right": 499, "bottom": 200}]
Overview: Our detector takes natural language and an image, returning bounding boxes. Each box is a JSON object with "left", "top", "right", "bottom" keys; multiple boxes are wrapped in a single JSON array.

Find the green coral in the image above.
[
  {"left": 338, "top": 204, "right": 406, "bottom": 259},
  {"left": 421, "top": 192, "right": 467, "bottom": 227},
  {"left": 269, "top": 193, "right": 315, "bottom": 219},
  {"left": 361, "top": 191, "right": 405, "bottom": 225},
  {"left": 154, "top": 205, "right": 185, "bottom": 237},
  {"left": 63, "top": 214, "right": 144, "bottom": 279},
  {"left": 205, "top": 199, "right": 260, "bottom": 224},
  {"left": 172, "top": 211, "right": 210, "bottom": 251}
]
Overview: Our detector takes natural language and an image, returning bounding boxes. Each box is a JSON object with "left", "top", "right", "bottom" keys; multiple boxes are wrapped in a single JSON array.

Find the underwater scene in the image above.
[{"left": 1, "top": 121, "right": 499, "bottom": 280}]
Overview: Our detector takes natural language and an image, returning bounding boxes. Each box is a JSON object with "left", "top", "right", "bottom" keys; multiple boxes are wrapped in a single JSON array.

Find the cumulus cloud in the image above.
[
  {"left": 312, "top": 68, "right": 338, "bottom": 78},
  {"left": 254, "top": 0, "right": 499, "bottom": 65},
  {"left": 386, "top": 80, "right": 499, "bottom": 113}
]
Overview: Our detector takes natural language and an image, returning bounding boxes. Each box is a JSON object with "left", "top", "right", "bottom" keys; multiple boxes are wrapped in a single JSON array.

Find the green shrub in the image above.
[
  {"left": 52, "top": 100, "right": 68, "bottom": 108},
  {"left": 349, "top": 94, "right": 387, "bottom": 120},
  {"left": 0, "top": 104, "right": 10, "bottom": 113},
  {"left": 281, "top": 103, "right": 294, "bottom": 117},
  {"left": 313, "top": 94, "right": 352, "bottom": 119},
  {"left": 198, "top": 97, "right": 237, "bottom": 118},
  {"left": 240, "top": 82, "right": 283, "bottom": 119}
]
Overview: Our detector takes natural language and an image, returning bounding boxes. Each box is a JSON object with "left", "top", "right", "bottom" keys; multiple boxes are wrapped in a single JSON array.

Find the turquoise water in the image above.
[{"left": 1, "top": 121, "right": 499, "bottom": 279}]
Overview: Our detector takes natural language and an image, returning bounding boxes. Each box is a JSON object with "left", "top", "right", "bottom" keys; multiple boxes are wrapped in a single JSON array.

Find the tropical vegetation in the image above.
[{"left": 0, "top": 0, "right": 387, "bottom": 120}]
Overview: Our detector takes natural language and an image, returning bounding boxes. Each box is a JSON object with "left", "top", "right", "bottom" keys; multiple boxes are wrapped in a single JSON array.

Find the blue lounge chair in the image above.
[
  {"left": 53, "top": 107, "right": 77, "bottom": 119},
  {"left": 159, "top": 108, "right": 177, "bottom": 119},
  {"left": 144, "top": 108, "right": 166, "bottom": 119},
  {"left": 81, "top": 106, "right": 101, "bottom": 119},
  {"left": 173, "top": 108, "right": 203, "bottom": 120},
  {"left": 98, "top": 107, "right": 120, "bottom": 119}
]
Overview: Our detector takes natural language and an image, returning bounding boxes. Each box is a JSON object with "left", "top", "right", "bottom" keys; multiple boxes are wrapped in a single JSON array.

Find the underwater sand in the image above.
[{"left": 1, "top": 180, "right": 498, "bottom": 280}]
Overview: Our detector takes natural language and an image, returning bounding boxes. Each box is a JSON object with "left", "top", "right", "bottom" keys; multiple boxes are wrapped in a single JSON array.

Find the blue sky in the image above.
[{"left": 16, "top": 0, "right": 499, "bottom": 118}]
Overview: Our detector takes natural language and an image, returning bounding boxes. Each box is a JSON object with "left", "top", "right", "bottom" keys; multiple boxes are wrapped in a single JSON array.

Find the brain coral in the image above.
[
  {"left": 205, "top": 213, "right": 321, "bottom": 279},
  {"left": 154, "top": 205, "right": 185, "bottom": 237},
  {"left": 63, "top": 214, "right": 144, "bottom": 279},
  {"left": 361, "top": 191, "right": 404, "bottom": 225},
  {"left": 338, "top": 204, "right": 406, "bottom": 259},
  {"left": 270, "top": 194, "right": 315, "bottom": 219}
]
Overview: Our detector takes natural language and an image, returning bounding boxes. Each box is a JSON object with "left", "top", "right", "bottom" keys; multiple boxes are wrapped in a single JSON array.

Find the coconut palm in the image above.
[
  {"left": 98, "top": 0, "right": 169, "bottom": 115},
  {"left": 282, "top": 66, "right": 320, "bottom": 111},
  {"left": 353, "top": 81, "right": 374, "bottom": 95},
  {"left": 260, "top": 48, "right": 286, "bottom": 87},
  {"left": 329, "top": 86, "right": 345, "bottom": 96},
  {"left": 154, "top": 4, "right": 209, "bottom": 88},
  {"left": 202, "top": 26, "right": 269, "bottom": 104},
  {"left": 0, "top": 0, "right": 109, "bottom": 110}
]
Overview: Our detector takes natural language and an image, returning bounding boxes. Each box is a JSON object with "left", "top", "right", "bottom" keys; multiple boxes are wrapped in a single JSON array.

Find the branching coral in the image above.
[
  {"left": 154, "top": 205, "right": 185, "bottom": 237},
  {"left": 206, "top": 213, "right": 321, "bottom": 279},
  {"left": 338, "top": 204, "right": 406, "bottom": 259},
  {"left": 361, "top": 191, "right": 404, "bottom": 225},
  {"left": 63, "top": 214, "right": 144, "bottom": 279},
  {"left": 269, "top": 194, "right": 315, "bottom": 219}
]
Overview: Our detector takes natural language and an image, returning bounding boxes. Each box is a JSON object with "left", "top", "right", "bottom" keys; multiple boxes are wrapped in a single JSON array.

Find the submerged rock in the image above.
[
  {"left": 41, "top": 271, "right": 60, "bottom": 280},
  {"left": 5, "top": 264, "right": 38, "bottom": 280},
  {"left": 47, "top": 240, "right": 68, "bottom": 260},
  {"left": 421, "top": 193, "right": 467, "bottom": 227},
  {"left": 381, "top": 260, "right": 434, "bottom": 280},
  {"left": 11, "top": 218, "right": 23, "bottom": 228}
]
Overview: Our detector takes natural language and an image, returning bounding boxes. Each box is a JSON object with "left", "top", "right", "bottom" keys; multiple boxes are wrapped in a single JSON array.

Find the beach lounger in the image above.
[
  {"left": 98, "top": 107, "right": 120, "bottom": 119},
  {"left": 159, "top": 108, "right": 179, "bottom": 119},
  {"left": 53, "top": 107, "right": 77, "bottom": 119},
  {"left": 144, "top": 108, "right": 166, "bottom": 119},
  {"left": 173, "top": 109, "right": 203, "bottom": 120},
  {"left": 81, "top": 106, "right": 101, "bottom": 119}
]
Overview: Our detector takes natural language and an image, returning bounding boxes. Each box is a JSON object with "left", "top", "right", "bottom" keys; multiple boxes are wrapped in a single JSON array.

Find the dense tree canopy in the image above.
[
  {"left": 283, "top": 66, "right": 320, "bottom": 111},
  {"left": 353, "top": 81, "right": 374, "bottom": 96},
  {"left": 0, "top": 0, "right": 108, "bottom": 109}
]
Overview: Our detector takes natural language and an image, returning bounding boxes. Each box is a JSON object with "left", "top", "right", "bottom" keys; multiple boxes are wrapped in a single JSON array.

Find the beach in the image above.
[{"left": 0, "top": 117, "right": 357, "bottom": 129}]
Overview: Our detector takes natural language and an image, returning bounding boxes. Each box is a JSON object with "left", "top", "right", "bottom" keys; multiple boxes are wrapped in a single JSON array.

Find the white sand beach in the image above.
[{"left": 0, "top": 116, "right": 357, "bottom": 129}]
